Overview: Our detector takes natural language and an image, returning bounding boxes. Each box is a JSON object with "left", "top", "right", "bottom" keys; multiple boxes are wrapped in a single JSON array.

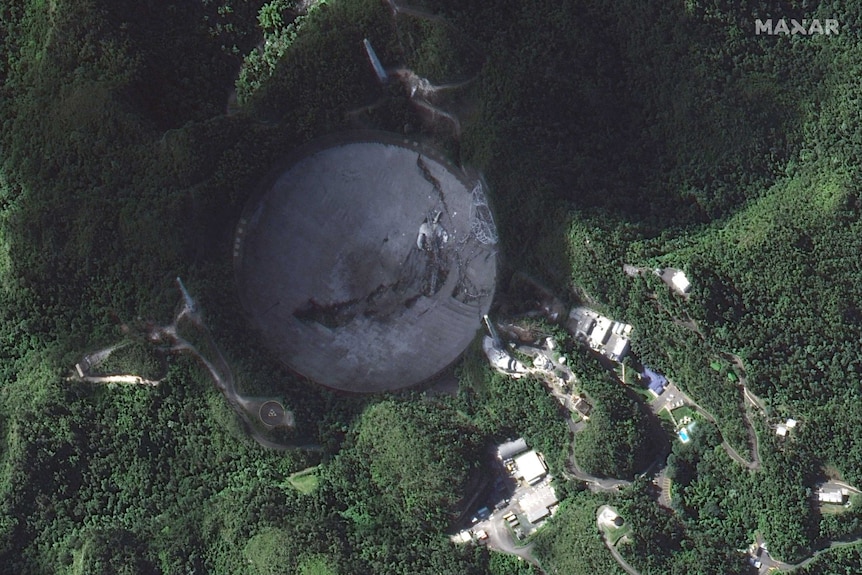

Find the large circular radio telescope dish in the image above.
[{"left": 235, "top": 132, "right": 497, "bottom": 393}]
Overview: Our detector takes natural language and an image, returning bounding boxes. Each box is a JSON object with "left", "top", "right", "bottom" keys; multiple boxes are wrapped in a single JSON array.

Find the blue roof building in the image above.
[{"left": 641, "top": 366, "right": 667, "bottom": 396}]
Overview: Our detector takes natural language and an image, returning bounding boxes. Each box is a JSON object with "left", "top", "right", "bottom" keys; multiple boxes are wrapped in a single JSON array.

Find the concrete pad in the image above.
[{"left": 235, "top": 132, "right": 497, "bottom": 392}]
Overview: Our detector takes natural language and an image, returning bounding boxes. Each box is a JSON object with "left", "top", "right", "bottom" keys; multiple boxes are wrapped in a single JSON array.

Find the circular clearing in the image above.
[
  {"left": 259, "top": 400, "right": 287, "bottom": 427},
  {"left": 236, "top": 132, "right": 497, "bottom": 392}
]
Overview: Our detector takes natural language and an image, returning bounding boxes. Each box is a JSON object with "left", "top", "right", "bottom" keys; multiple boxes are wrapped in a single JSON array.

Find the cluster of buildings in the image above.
[
  {"left": 497, "top": 439, "right": 559, "bottom": 526},
  {"left": 567, "top": 307, "right": 633, "bottom": 362},
  {"left": 775, "top": 418, "right": 798, "bottom": 437},
  {"left": 454, "top": 438, "right": 562, "bottom": 547}
]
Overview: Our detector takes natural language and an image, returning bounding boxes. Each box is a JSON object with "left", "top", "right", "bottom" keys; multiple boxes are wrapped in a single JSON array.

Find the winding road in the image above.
[
  {"left": 167, "top": 280, "right": 322, "bottom": 451},
  {"left": 646, "top": 292, "right": 765, "bottom": 470},
  {"left": 666, "top": 384, "right": 761, "bottom": 470},
  {"left": 597, "top": 506, "right": 641, "bottom": 575},
  {"left": 73, "top": 279, "right": 320, "bottom": 452}
]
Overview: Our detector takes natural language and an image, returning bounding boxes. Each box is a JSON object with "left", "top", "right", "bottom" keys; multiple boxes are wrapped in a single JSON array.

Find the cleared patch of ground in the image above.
[{"left": 286, "top": 466, "right": 320, "bottom": 494}]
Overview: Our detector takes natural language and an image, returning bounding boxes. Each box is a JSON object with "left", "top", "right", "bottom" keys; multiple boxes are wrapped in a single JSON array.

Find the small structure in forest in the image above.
[
  {"left": 363, "top": 38, "right": 388, "bottom": 83},
  {"left": 573, "top": 396, "right": 593, "bottom": 419},
  {"left": 817, "top": 487, "right": 848, "bottom": 504},
  {"left": 598, "top": 507, "right": 624, "bottom": 528},
  {"left": 671, "top": 271, "right": 691, "bottom": 294},
  {"left": 776, "top": 418, "right": 797, "bottom": 437},
  {"left": 655, "top": 267, "right": 692, "bottom": 296}
]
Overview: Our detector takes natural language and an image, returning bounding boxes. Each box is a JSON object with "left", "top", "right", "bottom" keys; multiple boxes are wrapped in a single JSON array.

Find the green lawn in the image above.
[
  {"left": 605, "top": 524, "right": 633, "bottom": 546},
  {"left": 286, "top": 466, "right": 320, "bottom": 494},
  {"left": 670, "top": 406, "right": 696, "bottom": 425},
  {"left": 658, "top": 409, "right": 675, "bottom": 428},
  {"left": 630, "top": 386, "right": 653, "bottom": 403}
]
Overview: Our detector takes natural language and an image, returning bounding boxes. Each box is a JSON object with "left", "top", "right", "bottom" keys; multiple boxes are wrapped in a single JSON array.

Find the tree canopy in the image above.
[{"left": 4, "top": 0, "right": 862, "bottom": 573}]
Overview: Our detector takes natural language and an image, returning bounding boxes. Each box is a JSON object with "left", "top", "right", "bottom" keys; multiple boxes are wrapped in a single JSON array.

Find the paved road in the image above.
[
  {"left": 106, "top": 280, "right": 321, "bottom": 452},
  {"left": 752, "top": 532, "right": 862, "bottom": 573},
  {"left": 509, "top": 343, "right": 633, "bottom": 492},
  {"left": 673, "top": 387, "right": 761, "bottom": 470},
  {"left": 621, "top": 267, "right": 767, "bottom": 472},
  {"left": 564, "top": 450, "right": 632, "bottom": 492},
  {"left": 777, "top": 538, "right": 862, "bottom": 571},
  {"left": 645, "top": 362, "right": 762, "bottom": 470},
  {"left": 656, "top": 474, "right": 672, "bottom": 509},
  {"left": 724, "top": 352, "right": 768, "bottom": 410},
  {"left": 597, "top": 505, "right": 642, "bottom": 575},
  {"left": 648, "top": 378, "right": 761, "bottom": 470},
  {"left": 650, "top": 381, "right": 684, "bottom": 414},
  {"left": 481, "top": 513, "right": 537, "bottom": 564},
  {"left": 605, "top": 540, "right": 640, "bottom": 575},
  {"left": 714, "top": 352, "right": 765, "bottom": 470},
  {"left": 563, "top": 402, "right": 632, "bottom": 491}
]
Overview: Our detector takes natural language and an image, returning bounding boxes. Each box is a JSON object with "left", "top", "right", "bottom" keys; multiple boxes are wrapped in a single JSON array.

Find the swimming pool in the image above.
[{"left": 678, "top": 428, "right": 691, "bottom": 443}]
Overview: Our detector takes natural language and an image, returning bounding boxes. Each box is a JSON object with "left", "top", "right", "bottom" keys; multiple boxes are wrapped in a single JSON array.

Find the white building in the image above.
[
  {"left": 482, "top": 336, "right": 527, "bottom": 376},
  {"left": 671, "top": 271, "right": 691, "bottom": 294},
  {"left": 568, "top": 307, "right": 632, "bottom": 362},
  {"left": 606, "top": 335, "right": 630, "bottom": 362},
  {"left": 777, "top": 418, "right": 798, "bottom": 436},
  {"left": 520, "top": 482, "right": 558, "bottom": 524},
  {"left": 514, "top": 450, "right": 548, "bottom": 485},
  {"left": 817, "top": 488, "right": 847, "bottom": 504},
  {"left": 590, "top": 317, "right": 612, "bottom": 348}
]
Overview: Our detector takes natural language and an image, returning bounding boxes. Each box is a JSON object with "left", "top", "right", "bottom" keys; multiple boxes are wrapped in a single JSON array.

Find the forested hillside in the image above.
[{"left": 3, "top": 0, "right": 862, "bottom": 573}]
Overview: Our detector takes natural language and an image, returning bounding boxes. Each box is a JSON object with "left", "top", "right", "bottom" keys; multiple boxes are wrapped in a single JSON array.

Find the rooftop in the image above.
[
  {"left": 641, "top": 366, "right": 668, "bottom": 395},
  {"left": 515, "top": 451, "right": 548, "bottom": 485},
  {"left": 574, "top": 397, "right": 592, "bottom": 417},
  {"left": 520, "top": 482, "right": 558, "bottom": 524},
  {"left": 672, "top": 271, "right": 692, "bottom": 293},
  {"left": 568, "top": 307, "right": 632, "bottom": 362},
  {"left": 818, "top": 489, "right": 846, "bottom": 504},
  {"left": 498, "top": 437, "right": 528, "bottom": 461}
]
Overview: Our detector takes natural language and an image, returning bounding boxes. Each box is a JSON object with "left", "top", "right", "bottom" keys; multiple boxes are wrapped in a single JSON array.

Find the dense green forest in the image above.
[{"left": 4, "top": 0, "right": 862, "bottom": 573}]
